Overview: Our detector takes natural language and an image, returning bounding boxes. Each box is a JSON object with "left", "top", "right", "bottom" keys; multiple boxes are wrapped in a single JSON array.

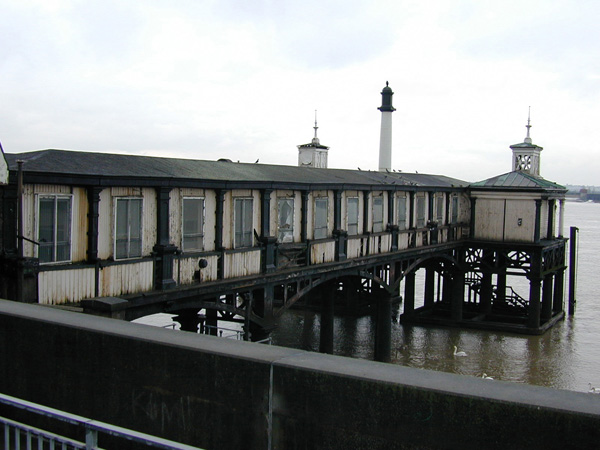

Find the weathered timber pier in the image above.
[{"left": 0, "top": 84, "right": 575, "bottom": 363}]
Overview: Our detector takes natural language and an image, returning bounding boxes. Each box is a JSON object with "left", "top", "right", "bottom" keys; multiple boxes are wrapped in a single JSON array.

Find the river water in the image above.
[{"left": 137, "top": 201, "right": 599, "bottom": 394}]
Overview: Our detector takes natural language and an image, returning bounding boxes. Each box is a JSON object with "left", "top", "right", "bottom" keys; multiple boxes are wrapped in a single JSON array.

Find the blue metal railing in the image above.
[{"left": 0, "top": 393, "right": 204, "bottom": 450}]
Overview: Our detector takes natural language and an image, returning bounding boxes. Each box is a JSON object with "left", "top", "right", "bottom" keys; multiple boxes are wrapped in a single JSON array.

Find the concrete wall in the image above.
[{"left": 1, "top": 300, "right": 599, "bottom": 450}]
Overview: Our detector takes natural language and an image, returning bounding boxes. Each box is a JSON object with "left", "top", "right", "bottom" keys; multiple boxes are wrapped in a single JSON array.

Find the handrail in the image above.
[{"left": 0, "top": 392, "right": 204, "bottom": 450}]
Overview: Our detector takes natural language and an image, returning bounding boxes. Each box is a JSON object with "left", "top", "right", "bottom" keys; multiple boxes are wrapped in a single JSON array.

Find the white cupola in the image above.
[
  {"left": 510, "top": 108, "right": 543, "bottom": 176},
  {"left": 298, "top": 112, "right": 329, "bottom": 168}
]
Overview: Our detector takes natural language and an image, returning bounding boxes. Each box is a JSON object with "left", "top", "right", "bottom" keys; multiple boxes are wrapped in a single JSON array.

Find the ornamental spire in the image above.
[
  {"left": 312, "top": 110, "right": 319, "bottom": 145},
  {"left": 524, "top": 106, "right": 532, "bottom": 144}
]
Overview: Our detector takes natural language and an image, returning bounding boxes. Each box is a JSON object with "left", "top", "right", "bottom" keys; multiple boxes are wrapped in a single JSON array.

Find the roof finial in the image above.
[
  {"left": 524, "top": 106, "right": 532, "bottom": 144},
  {"left": 312, "top": 110, "right": 320, "bottom": 145}
]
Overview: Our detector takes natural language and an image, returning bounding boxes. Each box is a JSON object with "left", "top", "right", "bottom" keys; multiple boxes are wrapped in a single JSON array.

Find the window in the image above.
[
  {"left": 182, "top": 197, "right": 204, "bottom": 251},
  {"left": 277, "top": 198, "right": 294, "bottom": 243},
  {"left": 373, "top": 197, "right": 384, "bottom": 232},
  {"left": 397, "top": 196, "right": 407, "bottom": 230},
  {"left": 115, "top": 198, "right": 142, "bottom": 259},
  {"left": 416, "top": 196, "right": 426, "bottom": 228},
  {"left": 347, "top": 197, "right": 359, "bottom": 235},
  {"left": 314, "top": 198, "right": 328, "bottom": 239},
  {"left": 38, "top": 195, "right": 71, "bottom": 263},
  {"left": 435, "top": 195, "right": 444, "bottom": 223},
  {"left": 451, "top": 196, "right": 459, "bottom": 224},
  {"left": 234, "top": 198, "right": 253, "bottom": 248}
]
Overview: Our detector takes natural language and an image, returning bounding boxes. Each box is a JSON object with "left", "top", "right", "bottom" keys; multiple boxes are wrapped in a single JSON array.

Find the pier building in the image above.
[{"left": 0, "top": 85, "right": 570, "bottom": 361}]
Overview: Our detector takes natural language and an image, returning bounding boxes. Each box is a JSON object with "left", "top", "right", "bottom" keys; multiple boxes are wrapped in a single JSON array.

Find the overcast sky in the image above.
[{"left": 1, "top": 0, "right": 598, "bottom": 185}]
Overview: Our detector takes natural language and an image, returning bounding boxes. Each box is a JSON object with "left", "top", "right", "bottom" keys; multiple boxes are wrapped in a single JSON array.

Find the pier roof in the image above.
[
  {"left": 470, "top": 171, "right": 565, "bottom": 191},
  {"left": 5, "top": 149, "right": 468, "bottom": 189}
]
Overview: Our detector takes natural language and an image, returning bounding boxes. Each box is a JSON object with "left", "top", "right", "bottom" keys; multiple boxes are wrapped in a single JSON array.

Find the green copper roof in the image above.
[{"left": 470, "top": 171, "right": 565, "bottom": 191}]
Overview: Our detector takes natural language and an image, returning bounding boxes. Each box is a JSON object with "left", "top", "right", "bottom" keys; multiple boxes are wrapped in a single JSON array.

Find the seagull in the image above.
[{"left": 453, "top": 345, "right": 467, "bottom": 357}]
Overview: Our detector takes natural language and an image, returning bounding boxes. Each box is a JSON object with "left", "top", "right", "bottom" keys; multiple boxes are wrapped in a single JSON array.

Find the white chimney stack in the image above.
[{"left": 378, "top": 82, "right": 395, "bottom": 172}]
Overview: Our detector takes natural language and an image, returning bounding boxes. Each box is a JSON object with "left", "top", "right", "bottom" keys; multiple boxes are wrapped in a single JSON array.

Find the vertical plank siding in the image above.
[
  {"left": 310, "top": 241, "right": 335, "bottom": 264},
  {"left": 347, "top": 237, "right": 366, "bottom": 259},
  {"left": 223, "top": 249, "right": 261, "bottom": 278},
  {"left": 38, "top": 268, "right": 95, "bottom": 305},
  {"left": 174, "top": 254, "right": 219, "bottom": 285},
  {"left": 14, "top": 179, "right": 481, "bottom": 305},
  {"left": 368, "top": 234, "right": 392, "bottom": 255},
  {"left": 100, "top": 261, "right": 154, "bottom": 297}
]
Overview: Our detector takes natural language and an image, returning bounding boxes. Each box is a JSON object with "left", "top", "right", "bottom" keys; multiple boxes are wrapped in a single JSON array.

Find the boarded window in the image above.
[
  {"left": 397, "top": 196, "right": 407, "bottom": 230},
  {"left": 115, "top": 198, "right": 142, "bottom": 259},
  {"left": 451, "top": 196, "right": 459, "bottom": 224},
  {"left": 278, "top": 198, "right": 294, "bottom": 243},
  {"left": 234, "top": 198, "right": 253, "bottom": 248},
  {"left": 182, "top": 197, "right": 204, "bottom": 251},
  {"left": 436, "top": 194, "right": 444, "bottom": 223},
  {"left": 373, "top": 196, "right": 384, "bottom": 232},
  {"left": 314, "top": 198, "right": 328, "bottom": 239},
  {"left": 38, "top": 195, "right": 71, "bottom": 263},
  {"left": 347, "top": 197, "right": 359, "bottom": 235},
  {"left": 416, "top": 196, "right": 426, "bottom": 228}
]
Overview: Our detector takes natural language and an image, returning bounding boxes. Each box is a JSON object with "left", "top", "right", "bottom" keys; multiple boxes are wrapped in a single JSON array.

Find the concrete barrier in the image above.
[{"left": 1, "top": 300, "right": 599, "bottom": 449}]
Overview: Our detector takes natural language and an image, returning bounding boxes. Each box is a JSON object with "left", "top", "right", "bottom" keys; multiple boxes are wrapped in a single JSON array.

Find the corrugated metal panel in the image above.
[
  {"left": 38, "top": 268, "right": 95, "bottom": 305},
  {"left": 223, "top": 249, "right": 261, "bottom": 278},
  {"left": 99, "top": 261, "right": 154, "bottom": 297},
  {"left": 310, "top": 241, "right": 335, "bottom": 264},
  {"left": 174, "top": 254, "right": 219, "bottom": 284}
]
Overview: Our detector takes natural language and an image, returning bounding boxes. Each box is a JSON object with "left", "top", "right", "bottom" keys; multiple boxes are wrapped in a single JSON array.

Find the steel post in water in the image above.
[{"left": 569, "top": 226, "right": 578, "bottom": 316}]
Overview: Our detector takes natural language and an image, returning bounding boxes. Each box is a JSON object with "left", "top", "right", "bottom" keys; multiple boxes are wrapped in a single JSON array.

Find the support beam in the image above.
[
  {"left": 424, "top": 267, "right": 435, "bottom": 307},
  {"left": 451, "top": 271, "right": 464, "bottom": 321},
  {"left": 374, "top": 294, "right": 392, "bottom": 363},
  {"left": 527, "top": 277, "right": 542, "bottom": 329},
  {"left": 260, "top": 189, "right": 273, "bottom": 238},
  {"left": 403, "top": 272, "right": 415, "bottom": 316},
  {"left": 541, "top": 274, "right": 554, "bottom": 322},
  {"left": 86, "top": 187, "right": 102, "bottom": 263},
  {"left": 553, "top": 268, "right": 565, "bottom": 313},
  {"left": 206, "top": 306, "right": 218, "bottom": 336},
  {"left": 480, "top": 272, "right": 493, "bottom": 314},
  {"left": 319, "top": 282, "right": 335, "bottom": 355},
  {"left": 173, "top": 309, "right": 200, "bottom": 333},
  {"left": 153, "top": 187, "right": 177, "bottom": 290},
  {"left": 301, "top": 191, "right": 309, "bottom": 242},
  {"left": 534, "top": 199, "right": 542, "bottom": 244}
]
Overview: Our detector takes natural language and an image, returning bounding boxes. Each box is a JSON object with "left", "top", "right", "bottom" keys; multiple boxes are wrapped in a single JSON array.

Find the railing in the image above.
[
  {"left": 201, "top": 324, "right": 245, "bottom": 340},
  {"left": 502, "top": 286, "right": 528, "bottom": 310},
  {"left": 464, "top": 273, "right": 527, "bottom": 310},
  {"left": 0, "top": 393, "right": 204, "bottom": 450}
]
